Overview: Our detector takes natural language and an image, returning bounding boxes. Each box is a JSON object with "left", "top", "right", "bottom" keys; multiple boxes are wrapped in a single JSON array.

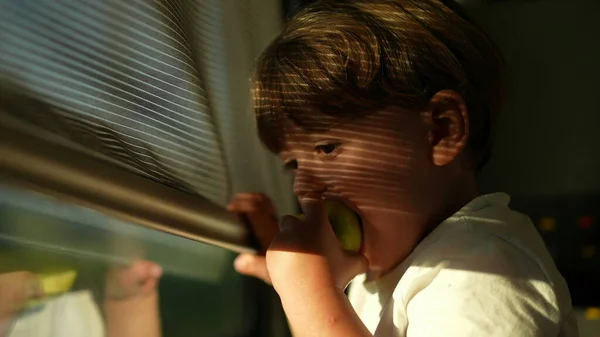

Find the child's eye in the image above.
[{"left": 315, "top": 143, "right": 342, "bottom": 157}]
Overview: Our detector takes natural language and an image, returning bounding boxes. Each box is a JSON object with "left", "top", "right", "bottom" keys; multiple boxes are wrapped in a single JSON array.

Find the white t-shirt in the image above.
[
  {"left": 8, "top": 290, "right": 104, "bottom": 337},
  {"left": 348, "top": 193, "right": 579, "bottom": 337}
]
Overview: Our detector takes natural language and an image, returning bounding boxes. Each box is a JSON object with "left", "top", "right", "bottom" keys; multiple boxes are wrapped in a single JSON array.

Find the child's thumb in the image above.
[
  {"left": 234, "top": 254, "right": 271, "bottom": 285},
  {"left": 105, "top": 261, "right": 162, "bottom": 300}
]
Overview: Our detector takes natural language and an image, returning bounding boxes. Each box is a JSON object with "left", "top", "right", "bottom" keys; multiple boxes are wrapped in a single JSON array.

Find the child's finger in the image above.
[
  {"left": 228, "top": 193, "right": 279, "bottom": 253},
  {"left": 234, "top": 254, "right": 271, "bottom": 284},
  {"left": 235, "top": 198, "right": 263, "bottom": 213},
  {"left": 253, "top": 193, "right": 277, "bottom": 215},
  {"left": 227, "top": 195, "right": 246, "bottom": 211},
  {"left": 229, "top": 192, "right": 267, "bottom": 205},
  {"left": 132, "top": 261, "right": 163, "bottom": 281},
  {"left": 227, "top": 193, "right": 252, "bottom": 209},
  {"left": 106, "top": 261, "right": 162, "bottom": 300},
  {"left": 227, "top": 198, "right": 254, "bottom": 213},
  {"left": 227, "top": 193, "right": 275, "bottom": 214}
]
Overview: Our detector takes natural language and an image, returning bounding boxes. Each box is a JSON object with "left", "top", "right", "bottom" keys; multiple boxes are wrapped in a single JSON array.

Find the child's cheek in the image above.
[{"left": 328, "top": 148, "right": 411, "bottom": 205}]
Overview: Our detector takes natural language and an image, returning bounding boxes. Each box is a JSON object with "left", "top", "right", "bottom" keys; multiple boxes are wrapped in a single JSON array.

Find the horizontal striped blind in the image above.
[{"left": 0, "top": 0, "right": 231, "bottom": 205}]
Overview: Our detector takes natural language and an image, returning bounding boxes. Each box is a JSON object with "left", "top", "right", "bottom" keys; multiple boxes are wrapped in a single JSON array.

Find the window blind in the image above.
[{"left": 0, "top": 0, "right": 293, "bottom": 253}]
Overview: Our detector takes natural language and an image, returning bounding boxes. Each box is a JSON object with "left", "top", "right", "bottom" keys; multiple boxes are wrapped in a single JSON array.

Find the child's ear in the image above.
[{"left": 425, "top": 90, "right": 469, "bottom": 167}]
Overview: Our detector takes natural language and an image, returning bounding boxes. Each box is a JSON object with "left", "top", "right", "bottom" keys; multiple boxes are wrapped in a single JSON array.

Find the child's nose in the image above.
[{"left": 293, "top": 166, "right": 326, "bottom": 198}]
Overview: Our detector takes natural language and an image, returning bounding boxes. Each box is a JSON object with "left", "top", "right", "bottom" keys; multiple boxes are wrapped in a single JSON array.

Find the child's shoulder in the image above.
[
  {"left": 410, "top": 193, "right": 551, "bottom": 275},
  {"left": 394, "top": 192, "right": 572, "bottom": 313}
]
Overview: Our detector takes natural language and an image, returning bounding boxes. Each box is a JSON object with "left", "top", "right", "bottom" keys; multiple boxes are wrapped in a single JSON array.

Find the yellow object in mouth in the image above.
[{"left": 298, "top": 200, "right": 363, "bottom": 252}]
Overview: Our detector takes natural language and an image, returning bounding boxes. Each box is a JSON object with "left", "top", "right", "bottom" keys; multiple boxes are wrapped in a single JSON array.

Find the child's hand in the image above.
[
  {"left": 104, "top": 261, "right": 162, "bottom": 337},
  {"left": 105, "top": 260, "right": 162, "bottom": 301},
  {"left": 267, "top": 194, "right": 367, "bottom": 295},
  {"left": 227, "top": 193, "right": 279, "bottom": 284},
  {"left": 0, "top": 271, "right": 43, "bottom": 320}
]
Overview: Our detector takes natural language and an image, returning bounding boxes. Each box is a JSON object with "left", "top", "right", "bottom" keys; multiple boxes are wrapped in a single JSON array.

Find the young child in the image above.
[{"left": 228, "top": 0, "right": 578, "bottom": 336}]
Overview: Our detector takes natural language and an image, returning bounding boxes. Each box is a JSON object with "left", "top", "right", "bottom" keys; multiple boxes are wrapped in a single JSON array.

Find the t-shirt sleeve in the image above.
[{"left": 402, "top": 251, "right": 562, "bottom": 337}]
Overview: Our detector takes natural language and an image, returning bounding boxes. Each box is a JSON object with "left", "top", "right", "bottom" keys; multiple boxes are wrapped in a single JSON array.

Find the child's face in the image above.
[{"left": 279, "top": 107, "right": 444, "bottom": 274}]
